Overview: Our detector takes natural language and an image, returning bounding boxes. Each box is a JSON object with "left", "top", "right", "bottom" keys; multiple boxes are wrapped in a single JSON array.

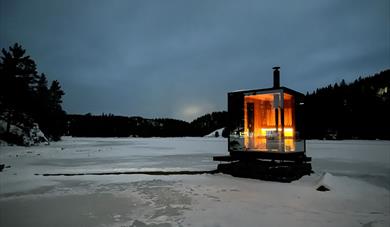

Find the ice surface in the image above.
[
  {"left": 0, "top": 137, "right": 389, "bottom": 227},
  {"left": 308, "top": 140, "right": 390, "bottom": 189}
]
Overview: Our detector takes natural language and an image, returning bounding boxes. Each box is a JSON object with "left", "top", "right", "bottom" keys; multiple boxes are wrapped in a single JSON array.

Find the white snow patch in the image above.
[
  {"left": 204, "top": 128, "right": 224, "bottom": 137},
  {"left": 0, "top": 119, "right": 48, "bottom": 145},
  {"left": 315, "top": 172, "right": 334, "bottom": 191}
]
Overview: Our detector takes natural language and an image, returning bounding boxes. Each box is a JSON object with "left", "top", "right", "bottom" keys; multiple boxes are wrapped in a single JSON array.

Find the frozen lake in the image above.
[{"left": 0, "top": 137, "right": 389, "bottom": 227}]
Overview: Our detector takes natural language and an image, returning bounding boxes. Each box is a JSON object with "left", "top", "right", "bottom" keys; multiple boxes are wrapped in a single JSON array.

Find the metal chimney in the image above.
[{"left": 273, "top": 66, "right": 280, "bottom": 88}]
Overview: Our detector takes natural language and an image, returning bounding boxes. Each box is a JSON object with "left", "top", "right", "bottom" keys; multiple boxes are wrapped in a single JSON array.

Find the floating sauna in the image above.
[{"left": 214, "top": 67, "right": 312, "bottom": 181}]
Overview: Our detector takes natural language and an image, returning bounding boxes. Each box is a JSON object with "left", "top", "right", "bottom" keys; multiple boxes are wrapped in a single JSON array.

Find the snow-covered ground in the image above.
[{"left": 0, "top": 137, "right": 389, "bottom": 227}]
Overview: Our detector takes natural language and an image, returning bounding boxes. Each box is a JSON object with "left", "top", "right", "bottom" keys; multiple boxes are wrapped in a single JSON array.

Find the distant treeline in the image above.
[
  {"left": 305, "top": 69, "right": 390, "bottom": 140},
  {"left": 67, "top": 111, "right": 228, "bottom": 138},
  {"left": 68, "top": 70, "right": 390, "bottom": 140}
]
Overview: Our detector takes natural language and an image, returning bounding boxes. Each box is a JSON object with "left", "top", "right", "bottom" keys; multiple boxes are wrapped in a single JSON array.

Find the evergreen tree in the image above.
[
  {"left": 0, "top": 43, "right": 39, "bottom": 133},
  {"left": 36, "top": 74, "right": 49, "bottom": 97},
  {"left": 33, "top": 74, "right": 50, "bottom": 134},
  {"left": 49, "top": 80, "right": 64, "bottom": 109},
  {"left": 0, "top": 43, "right": 67, "bottom": 143},
  {"left": 47, "top": 80, "right": 66, "bottom": 140}
]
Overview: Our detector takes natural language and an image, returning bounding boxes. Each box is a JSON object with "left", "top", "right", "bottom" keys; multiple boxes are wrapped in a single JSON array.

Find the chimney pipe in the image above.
[{"left": 273, "top": 66, "right": 280, "bottom": 88}]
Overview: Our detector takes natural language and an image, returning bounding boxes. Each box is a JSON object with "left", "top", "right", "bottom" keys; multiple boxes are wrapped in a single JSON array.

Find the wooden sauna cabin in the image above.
[{"left": 214, "top": 67, "right": 312, "bottom": 182}]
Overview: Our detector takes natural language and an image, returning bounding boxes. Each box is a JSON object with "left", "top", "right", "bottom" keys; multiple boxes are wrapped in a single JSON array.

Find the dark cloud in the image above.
[{"left": 1, "top": 0, "right": 388, "bottom": 121}]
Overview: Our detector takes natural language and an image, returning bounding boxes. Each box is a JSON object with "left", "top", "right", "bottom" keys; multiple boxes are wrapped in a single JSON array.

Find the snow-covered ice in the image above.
[{"left": 0, "top": 137, "right": 389, "bottom": 227}]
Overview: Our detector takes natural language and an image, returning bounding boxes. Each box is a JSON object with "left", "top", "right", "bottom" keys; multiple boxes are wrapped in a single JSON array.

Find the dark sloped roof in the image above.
[{"left": 228, "top": 86, "right": 304, "bottom": 97}]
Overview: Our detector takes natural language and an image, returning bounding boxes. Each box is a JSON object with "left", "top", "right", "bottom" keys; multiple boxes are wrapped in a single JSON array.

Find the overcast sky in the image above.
[{"left": 1, "top": 0, "right": 389, "bottom": 121}]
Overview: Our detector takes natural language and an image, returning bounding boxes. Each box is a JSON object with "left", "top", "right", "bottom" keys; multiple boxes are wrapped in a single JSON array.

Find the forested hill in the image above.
[{"left": 305, "top": 69, "right": 390, "bottom": 140}]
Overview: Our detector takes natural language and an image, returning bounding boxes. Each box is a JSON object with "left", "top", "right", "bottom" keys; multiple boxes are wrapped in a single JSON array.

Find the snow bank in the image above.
[
  {"left": 315, "top": 172, "right": 334, "bottom": 191},
  {"left": 204, "top": 128, "right": 224, "bottom": 137},
  {"left": 0, "top": 119, "right": 24, "bottom": 136},
  {"left": 0, "top": 119, "right": 48, "bottom": 146}
]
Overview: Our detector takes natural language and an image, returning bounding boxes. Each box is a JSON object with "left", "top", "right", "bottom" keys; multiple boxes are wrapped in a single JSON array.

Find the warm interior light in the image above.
[
  {"left": 243, "top": 92, "right": 296, "bottom": 152},
  {"left": 260, "top": 128, "right": 294, "bottom": 137}
]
